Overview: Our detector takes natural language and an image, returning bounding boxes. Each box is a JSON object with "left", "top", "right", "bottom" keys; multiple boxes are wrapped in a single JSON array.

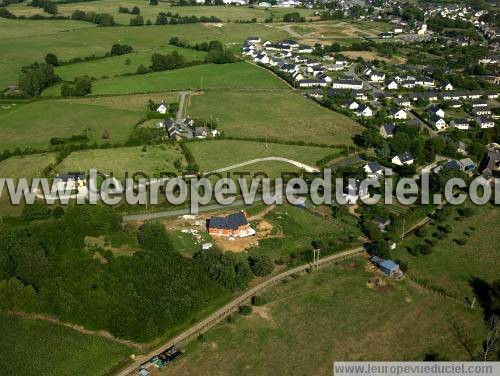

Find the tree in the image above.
[
  {"left": 21, "top": 200, "right": 50, "bottom": 222},
  {"left": 61, "top": 83, "right": 72, "bottom": 97},
  {"left": 73, "top": 76, "right": 92, "bottom": 96},
  {"left": 131, "top": 6, "right": 140, "bottom": 15},
  {"left": 155, "top": 12, "right": 168, "bottom": 25},
  {"left": 129, "top": 15, "right": 144, "bottom": 26},
  {"left": 137, "top": 222, "right": 172, "bottom": 252},
  {"left": 249, "top": 255, "right": 273, "bottom": 277},
  {"left": 44, "top": 53, "right": 59, "bottom": 66},
  {"left": 111, "top": 43, "right": 133, "bottom": 56}
]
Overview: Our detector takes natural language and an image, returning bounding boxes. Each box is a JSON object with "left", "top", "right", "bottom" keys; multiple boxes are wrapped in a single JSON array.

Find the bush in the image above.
[
  {"left": 239, "top": 305, "right": 252, "bottom": 316},
  {"left": 249, "top": 255, "right": 273, "bottom": 277},
  {"left": 251, "top": 295, "right": 266, "bottom": 306}
]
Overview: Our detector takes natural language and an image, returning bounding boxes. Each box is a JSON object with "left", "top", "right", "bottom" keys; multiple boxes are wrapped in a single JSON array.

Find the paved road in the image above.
[
  {"left": 115, "top": 246, "right": 365, "bottom": 376},
  {"left": 176, "top": 91, "right": 190, "bottom": 123}
]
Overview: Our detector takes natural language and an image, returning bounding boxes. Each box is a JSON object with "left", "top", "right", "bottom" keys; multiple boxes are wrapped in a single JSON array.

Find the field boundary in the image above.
[{"left": 115, "top": 246, "right": 365, "bottom": 376}]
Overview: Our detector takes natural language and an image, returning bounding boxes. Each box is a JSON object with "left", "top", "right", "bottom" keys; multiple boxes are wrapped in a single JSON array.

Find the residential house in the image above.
[
  {"left": 156, "top": 102, "right": 169, "bottom": 114},
  {"left": 356, "top": 104, "right": 374, "bottom": 117},
  {"left": 364, "top": 161, "right": 384, "bottom": 179},
  {"left": 427, "top": 105, "right": 445, "bottom": 118},
  {"left": 194, "top": 127, "right": 208, "bottom": 139},
  {"left": 298, "top": 79, "right": 328, "bottom": 88},
  {"left": 394, "top": 97, "right": 411, "bottom": 108},
  {"left": 343, "top": 179, "right": 370, "bottom": 205},
  {"left": 332, "top": 76, "right": 363, "bottom": 90},
  {"left": 55, "top": 172, "right": 86, "bottom": 192},
  {"left": 442, "top": 81, "right": 454, "bottom": 90},
  {"left": 207, "top": 212, "right": 255, "bottom": 238},
  {"left": 451, "top": 118, "right": 470, "bottom": 130},
  {"left": 476, "top": 116, "right": 495, "bottom": 129},
  {"left": 343, "top": 99, "right": 359, "bottom": 110},
  {"left": 429, "top": 114, "right": 448, "bottom": 131},
  {"left": 392, "top": 151, "right": 414, "bottom": 166},
  {"left": 380, "top": 123, "right": 396, "bottom": 138},
  {"left": 471, "top": 99, "right": 488, "bottom": 108},
  {"left": 386, "top": 79, "right": 398, "bottom": 90},
  {"left": 472, "top": 107, "right": 492, "bottom": 116},
  {"left": 389, "top": 107, "right": 407, "bottom": 120}
]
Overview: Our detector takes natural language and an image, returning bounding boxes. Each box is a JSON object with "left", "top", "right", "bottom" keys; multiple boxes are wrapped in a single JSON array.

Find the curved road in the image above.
[
  {"left": 115, "top": 246, "right": 365, "bottom": 376},
  {"left": 207, "top": 157, "right": 320, "bottom": 174}
]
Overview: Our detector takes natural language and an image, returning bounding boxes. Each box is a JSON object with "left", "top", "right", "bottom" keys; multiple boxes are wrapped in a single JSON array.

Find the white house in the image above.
[
  {"left": 343, "top": 179, "right": 370, "bottom": 205},
  {"left": 392, "top": 151, "right": 414, "bottom": 166},
  {"left": 389, "top": 107, "right": 407, "bottom": 120},
  {"left": 332, "top": 76, "right": 363, "bottom": 90},
  {"left": 442, "top": 81, "right": 454, "bottom": 91},
  {"left": 451, "top": 118, "right": 470, "bottom": 130},
  {"left": 156, "top": 102, "right": 168, "bottom": 114},
  {"left": 364, "top": 161, "right": 384, "bottom": 179},
  {"left": 476, "top": 116, "right": 495, "bottom": 129},
  {"left": 343, "top": 99, "right": 359, "bottom": 110},
  {"left": 429, "top": 115, "right": 448, "bottom": 131},
  {"left": 428, "top": 105, "right": 445, "bottom": 118},
  {"left": 356, "top": 104, "right": 373, "bottom": 117},
  {"left": 55, "top": 172, "right": 86, "bottom": 192},
  {"left": 386, "top": 80, "right": 398, "bottom": 90}
]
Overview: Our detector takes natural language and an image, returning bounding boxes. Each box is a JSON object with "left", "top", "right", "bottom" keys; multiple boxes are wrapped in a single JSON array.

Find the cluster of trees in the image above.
[
  {"left": 427, "top": 16, "right": 474, "bottom": 32},
  {"left": 61, "top": 76, "right": 92, "bottom": 97},
  {"left": 0, "top": 205, "right": 228, "bottom": 342},
  {"left": 155, "top": 11, "right": 221, "bottom": 25},
  {"left": 71, "top": 10, "right": 115, "bottom": 26},
  {"left": 111, "top": 43, "right": 133, "bottom": 56},
  {"left": 30, "top": 0, "right": 57, "bottom": 14},
  {"left": 283, "top": 12, "right": 305, "bottom": 23},
  {"left": 118, "top": 5, "right": 140, "bottom": 14},
  {"left": 150, "top": 51, "right": 188, "bottom": 72},
  {"left": 168, "top": 37, "right": 235, "bottom": 64},
  {"left": 18, "top": 63, "right": 59, "bottom": 97},
  {"left": 129, "top": 15, "right": 144, "bottom": 26},
  {"left": 194, "top": 248, "right": 274, "bottom": 291}
]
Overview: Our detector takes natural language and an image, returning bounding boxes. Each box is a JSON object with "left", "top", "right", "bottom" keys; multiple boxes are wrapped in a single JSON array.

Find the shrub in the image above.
[
  {"left": 249, "top": 254, "right": 273, "bottom": 277},
  {"left": 239, "top": 305, "right": 252, "bottom": 316},
  {"left": 251, "top": 295, "right": 266, "bottom": 306}
]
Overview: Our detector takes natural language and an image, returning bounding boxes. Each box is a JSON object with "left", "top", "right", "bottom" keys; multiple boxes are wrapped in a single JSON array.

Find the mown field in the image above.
[
  {"left": 186, "top": 139, "right": 337, "bottom": 173},
  {"left": 188, "top": 91, "right": 362, "bottom": 145},
  {"left": 56, "top": 145, "right": 185, "bottom": 180},
  {"left": 55, "top": 45, "right": 207, "bottom": 81},
  {"left": 392, "top": 202, "right": 500, "bottom": 300},
  {"left": 0, "top": 99, "right": 144, "bottom": 150},
  {"left": 7, "top": 1, "right": 315, "bottom": 24},
  {"left": 0, "top": 152, "right": 56, "bottom": 216},
  {"left": 0, "top": 20, "right": 289, "bottom": 89},
  {"left": 161, "top": 258, "right": 485, "bottom": 376},
  {"left": 45, "top": 62, "right": 288, "bottom": 96},
  {"left": 0, "top": 313, "right": 132, "bottom": 376}
]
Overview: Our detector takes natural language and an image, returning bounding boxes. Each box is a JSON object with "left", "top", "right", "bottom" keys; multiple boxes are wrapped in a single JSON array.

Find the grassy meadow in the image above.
[
  {"left": 161, "top": 258, "right": 485, "bottom": 376},
  {"left": 0, "top": 313, "right": 132, "bottom": 376},
  {"left": 186, "top": 139, "right": 337, "bottom": 173},
  {"left": 0, "top": 20, "right": 289, "bottom": 89},
  {"left": 392, "top": 202, "right": 500, "bottom": 300},
  {"left": 0, "top": 153, "right": 57, "bottom": 216},
  {"left": 188, "top": 91, "right": 362, "bottom": 145},
  {"left": 54, "top": 45, "right": 207, "bottom": 81},
  {"left": 0, "top": 99, "right": 144, "bottom": 150},
  {"left": 55, "top": 145, "right": 185, "bottom": 180},
  {"left": 44, "top": 62, "right": 288, "bottom": 96}
]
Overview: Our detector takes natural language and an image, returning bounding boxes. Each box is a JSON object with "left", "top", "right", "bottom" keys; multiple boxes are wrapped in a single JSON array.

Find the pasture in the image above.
[
  {"left": 392, "top": 203, "right": 500, "bottom": 300},
  {"left": 55, "top": 145, "right": 185, "bottom": 180},
  {"left": 7, "top": 1, "right": 316, "bottom": 24},
  {"left": 0, "top": 313, "right": 132, "bottom": 376},
  {"left": 161, "top": 259, "right": 486, "bottom": 376},
  {"left": 54, "top": 45, "right": 207, "bottom": 81},
  {"left": 45, "top": 62, "right": 288, "bottom": 95},
  {"left": 186, "top": 139, "right": 337, "bottom": 173},
  {"left": 0, "top": 152, "right": 56, "bottom": 216},
  {"left": 0, "top": 20, "right": 290, "bottom": 89},
  {"left": 187, "top": 91, "right": 362, "bottom": 145},
  {"left": 0, "top": 99, "right": 143, "bottom": 150},
  {"left": 3, "top": 197, "right": 490, "bottom": 368}
]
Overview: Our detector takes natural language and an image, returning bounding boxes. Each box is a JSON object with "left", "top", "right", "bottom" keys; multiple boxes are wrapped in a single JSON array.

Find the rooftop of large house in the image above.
[{"left": 208, "top": 212, "right": 248, "bottom": 230}]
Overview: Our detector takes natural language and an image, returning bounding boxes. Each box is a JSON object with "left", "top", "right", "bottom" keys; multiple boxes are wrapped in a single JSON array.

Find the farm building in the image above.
[
  {"left": 371, "top": 256, "right": 404, "bottom": 279},
  {"left": 207, "top": 212, "right": 255, "bottom": 238}
]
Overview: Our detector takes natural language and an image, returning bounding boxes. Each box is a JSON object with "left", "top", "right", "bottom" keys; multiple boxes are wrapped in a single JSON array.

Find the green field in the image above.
[
  {"left": 0, "top": 99, "right": 143, "bottom": 150},
  {"left": 0, "top": 153, "right": 57, "bottom": 216},
  {"left": 186, "top": 139, "right": 337, "bottom": 173},
  {"left": 188, "top": 91, "right": 362, "bottom": 145},
  {"left": 393, "top": 203, "right": 500, "bottom": 300},
  {"left": 0, "top": 313, "right": 132, "bottom": 376},
  {"left": 55, "top": 45, "right": 207, "bottom": 81},
  {"left": 161, "top": 259, "right": 485, "bottom": 376},
  {"left": 44, "top": 62, "right": 288, "bottom": 96},
  {"left": 0, "top": 20, "right": 289, "bottom": 89},
  {"left": 56, "top": 145, "right": 184, "bottom": 180}
]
